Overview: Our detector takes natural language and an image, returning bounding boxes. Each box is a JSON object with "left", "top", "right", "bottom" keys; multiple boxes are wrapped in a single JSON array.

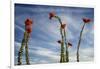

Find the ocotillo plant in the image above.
[
  {"left": 76, "top": 18, "right": 91, "bottom": 62},
  {"left": 17, "top": 18, "right": 33, "bottom": 65},
  {"left": 49, "top": 12, "right": 69, "bottom": 62}
]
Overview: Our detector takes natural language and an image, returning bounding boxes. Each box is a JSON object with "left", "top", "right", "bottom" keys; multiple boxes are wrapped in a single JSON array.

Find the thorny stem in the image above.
[
  {"left": 64, "top": 28, "right": 69, "bottom": 62},
  {"left": 60, "top": 27, "right": 65, "bottom": 63},
  {"left": 25, "top": 33, "right": 30, "bottom": 65},
  {"left": 17, "top": 32, "right": 27, "bottom": 65}
]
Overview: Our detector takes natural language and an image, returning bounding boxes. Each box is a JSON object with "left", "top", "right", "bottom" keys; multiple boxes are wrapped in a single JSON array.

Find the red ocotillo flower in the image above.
[
  {"left": 25, "top": 18, "right": 32, "bottom": 25},
  {"left": 26, "top": 26, "right": 32, "bottom": 33},
  {"left": 61, "top": 24, "right": 66, "bottom": 29},
  {"left": 83, "top": 18, "right": 91, "bottom": 23},
  {"left": 25, "top": 18, "right": 33, "bottom": 33},
  {"left": 49, "top": 12, "right": 56, "bottom": 19},
  {"left": 68, "top": 42, "right": 72, "bottom": 47},
  {"left": 57, "top": 40, "right": 62, "bottom": 44}
]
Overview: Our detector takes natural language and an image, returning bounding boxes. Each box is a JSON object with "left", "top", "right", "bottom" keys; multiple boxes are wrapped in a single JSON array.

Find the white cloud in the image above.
[
  {"left": 15, "top": 24, "right": 25, "bottom": 32},
  {"left": 34, "top": 19, "right": 61, "bottom": 40},
  {"left": 29, "top": 46, "right": 60, "bottom": 62},
  {"left": 68, "top": 47, "right": 94, "bottom": 62}
]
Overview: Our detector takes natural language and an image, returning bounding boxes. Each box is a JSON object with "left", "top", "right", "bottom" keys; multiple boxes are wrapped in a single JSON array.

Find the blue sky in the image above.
[{"left": 14, "top": 4, "right": 94, "bottom": 65}]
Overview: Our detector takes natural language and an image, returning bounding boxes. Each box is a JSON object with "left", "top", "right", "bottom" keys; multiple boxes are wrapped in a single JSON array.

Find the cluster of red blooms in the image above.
[
  {"left": 61, "top": 24, "right": 66, "bottom": 29},
  {"left": 49, "top": 12, "right": 56, "bottom": 19},
  {"left": 57, "top": 40, "right": 62, "bottom": 44},
  {"left": 68, "top": 42, "right": 72, "bottom": 47},
  {"left": 25, "top": 18, "right": 33, "bottom": 33},
  {"left": 83, "top": 18, "right": 91, "bottom": 23}
]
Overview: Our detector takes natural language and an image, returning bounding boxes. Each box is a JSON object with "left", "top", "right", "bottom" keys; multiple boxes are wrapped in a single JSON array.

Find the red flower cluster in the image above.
[
  {"left": 49, "top": 12, "right": 56, "bottom": 19},
  {"left": 25, "top": 18, "right": 33, "bottom": 33},
  {"left": 57, "top": 40, "right": 62, "bottom": 44},
  {"left": 83, "top": 18, "right": 91, "bottom": 23},
  {"left": 25, "top": 18, "right": 32, "bottom": 25},
  {"left": 68, "top": 42, "right": 72, "bottom": 47},
  {"left": 25, "top": 25, "right": 32, "bottom": 33},
  {"left": 61, "top": 24, "right": 66, "bottom": 29}
]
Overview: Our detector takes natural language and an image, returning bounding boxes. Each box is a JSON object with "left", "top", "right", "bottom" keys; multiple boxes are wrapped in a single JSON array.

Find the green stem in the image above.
[
  {"left": 60, "top": 28, "right": 65, "bottom": 63},
  {"left": 55, "top": 16, "right": 62, "bottom": 25},
  {"left": 64, "top": 29, "right": 69, "bottom": 62},
  {"left": 77, "top": 23, "right": 86, "bottom": 62}
]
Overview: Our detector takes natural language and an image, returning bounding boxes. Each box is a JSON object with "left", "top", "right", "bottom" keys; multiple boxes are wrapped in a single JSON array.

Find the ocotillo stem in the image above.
[
  {"left": 17, "top": 32, "right": 27, "bottom": 65},
  {"left": 60, "top": 28, "right": 65, "bottom": 63},
  {"left": 77, "top": 23, "right": 86, "bottom": 62},
  {"left": 64, "top": 28, "right": 69, "bottom": 62},
  {"left": 25, "top": 33, "right": 30, "bottom": 65}
]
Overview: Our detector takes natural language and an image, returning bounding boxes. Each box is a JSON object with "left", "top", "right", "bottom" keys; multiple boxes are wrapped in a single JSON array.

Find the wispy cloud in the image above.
[
  {"left": 68, "top": 47, "right": 94, "bottom": 62},
  {"left": 15, "top": 24, "right": 25, "bottom": 32}
]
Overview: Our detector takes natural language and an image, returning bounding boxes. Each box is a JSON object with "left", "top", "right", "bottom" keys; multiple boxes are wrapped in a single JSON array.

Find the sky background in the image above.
[{"left": 14, "top": 4, "right": 94, "bottom": 65}]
